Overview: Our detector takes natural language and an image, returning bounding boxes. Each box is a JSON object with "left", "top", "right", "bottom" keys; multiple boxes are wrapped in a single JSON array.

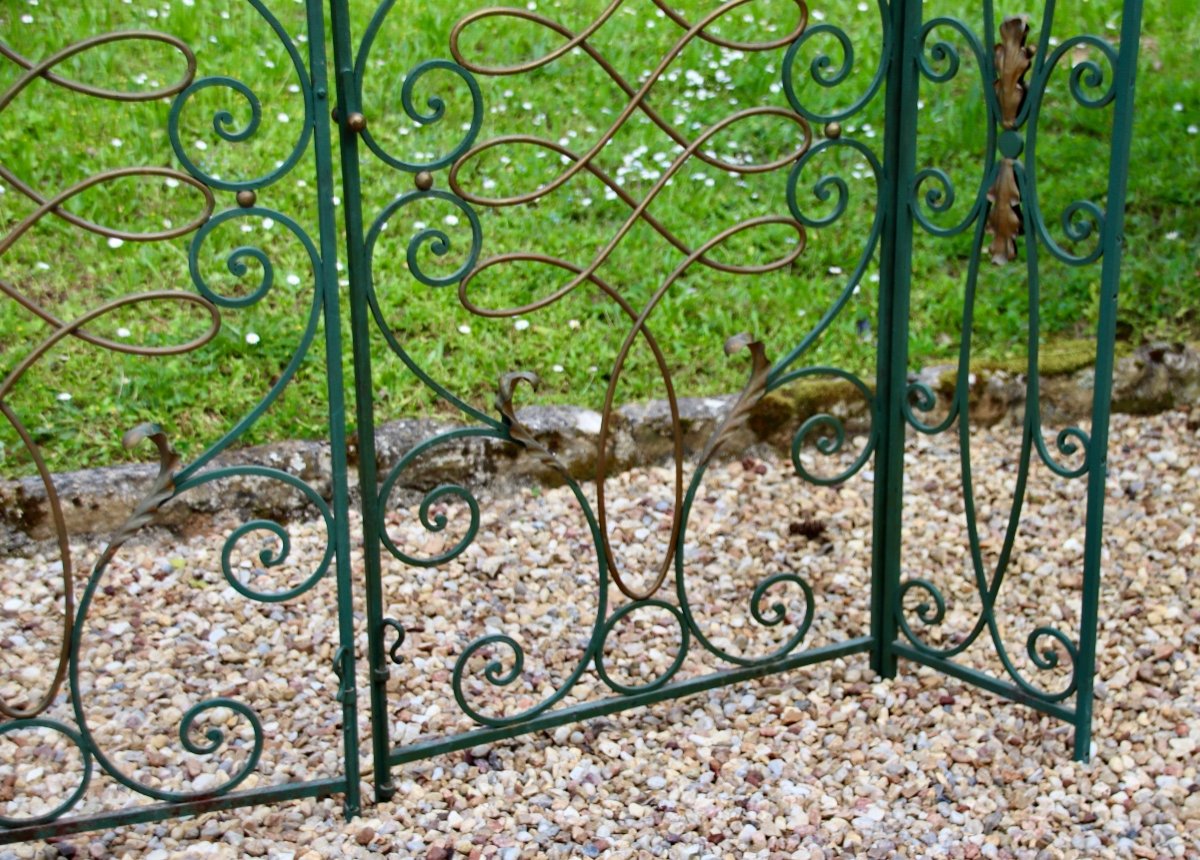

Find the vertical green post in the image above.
[
  {"left": 870, "top": 0, "right": 923, "bottom": 677},
  {"left": 304, "top": 0, "right": 361, "bottom": 817},
  {"left": 325, "top": 0, "right": 396, "bottom": 801},
  {"left": 1073, "top": 0, "right": 1144, "bottom": 763}
]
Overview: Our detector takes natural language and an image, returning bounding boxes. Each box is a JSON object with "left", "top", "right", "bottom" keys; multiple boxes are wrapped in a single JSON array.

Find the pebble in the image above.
[{"left": 1, "top": 412, "right": 1195, "bottom": 858}]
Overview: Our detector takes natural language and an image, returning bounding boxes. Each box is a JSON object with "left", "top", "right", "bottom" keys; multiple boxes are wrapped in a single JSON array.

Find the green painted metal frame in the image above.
[{"left": 0, "top": 0, "right": 1144, "bottom": 843}]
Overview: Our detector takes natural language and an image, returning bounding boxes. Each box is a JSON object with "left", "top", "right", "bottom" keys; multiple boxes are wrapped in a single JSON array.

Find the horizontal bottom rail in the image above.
[
  {"left": 0, "top": 777, "right": 348, "bottom": 845},
  {"left": 389, "top": 636, "right": 875, "bottom": 767},
  {"left": 891, "top": 642, "right": 1077, "bottom": 723}
]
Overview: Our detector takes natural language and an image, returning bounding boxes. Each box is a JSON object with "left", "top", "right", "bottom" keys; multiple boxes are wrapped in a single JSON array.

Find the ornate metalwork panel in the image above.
[{"left": 0, "top": 0, "right": 1145, "bottom": 841}]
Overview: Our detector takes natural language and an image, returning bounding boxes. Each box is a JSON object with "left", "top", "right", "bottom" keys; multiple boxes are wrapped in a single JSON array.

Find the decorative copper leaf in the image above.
[
  {"left": 994, "top": 16, "right": 1035, "bottom": 129},
  {"left": 986, "top": 159, "right": 1023, "bottom": 265}
]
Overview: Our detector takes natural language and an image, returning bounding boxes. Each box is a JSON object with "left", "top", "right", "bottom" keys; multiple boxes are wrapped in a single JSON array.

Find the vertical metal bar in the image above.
[
  {"left": 870, "top": 0, "right": 923, "bottom": 677},
  {"left": 325, "top": 0, "right": 396, "bottom": 802},
  {"left": 303, "top": 0, "right": 362, "bottom": 818},
  {"left": 1073, "top": 0, "right": 1144, "bottom": 763}
]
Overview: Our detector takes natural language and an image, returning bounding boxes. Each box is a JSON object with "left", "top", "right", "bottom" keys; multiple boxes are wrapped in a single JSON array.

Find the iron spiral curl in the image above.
[
  {"left": 180, "top": 208, "right": 325, "bottom": 479},
  {"left": 910, "top": 17, "right": 994, "bottom": 238},
  {"left": 57, "top": 429, "right": 268, "bottom": 809},
  {"left": 1020, "top": 36, "right": 1118, "bottom": 268},
  {"left": 379, "top": 427, "right": 609, "bottom": 728},
  {"left": 903, "top": 379, "right": 960, "bottom": 436},
  {"left": 167, "top": 0, "right": 315, "bottom": 192},
  {"left": 594, "top": 601, "right": 690, "bottom": 696},
  {"left": 777, "top": 137, "right": 884, "bottom": 377},
  {"left": 780, "top": 0, "right": 890, "bottom": 123},
  {"left": 0, "top": 719, "right": 93, "bottom": 828},
  {"left": 777, "top": 366, "right": 878, "bottom": 486},
  {"left": 354, "top": 12, "right": 484, "bottom": 175},
  {"left": 176, "top": 468, "right": 338, "bottom": 603}
]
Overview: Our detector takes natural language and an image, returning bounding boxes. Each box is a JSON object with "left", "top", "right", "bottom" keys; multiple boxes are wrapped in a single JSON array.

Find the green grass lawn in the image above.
[{"left": 0, "top": 0, "right": 1195, "bottom": 477}]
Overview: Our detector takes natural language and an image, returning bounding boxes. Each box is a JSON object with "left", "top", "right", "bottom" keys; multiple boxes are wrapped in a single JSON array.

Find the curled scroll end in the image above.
[
  {"left": 723, "top": 331, "right": 768, "bottom": 370},
  {"left": 122, "top": 422, "right": 176, "bottom": 463},
  {"left": 698, "top": 334, "right": 771, "bottom": 470},
  {"left": 495, "top": 370, "right": 542, "bottom": 426},
  {"left": 494, "top": 370, "right": 566, "bottom": 478},
  {"left": 105, "top": 423, "right": 181, "bottom": 553},
  {"left": 382, "top": 618, "right": 406, "bottom": 665}
]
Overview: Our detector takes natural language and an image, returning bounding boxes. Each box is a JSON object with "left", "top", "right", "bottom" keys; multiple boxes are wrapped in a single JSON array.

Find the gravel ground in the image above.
[{"left": 1, "top": 408, "right": 1197, "bottom": 859}]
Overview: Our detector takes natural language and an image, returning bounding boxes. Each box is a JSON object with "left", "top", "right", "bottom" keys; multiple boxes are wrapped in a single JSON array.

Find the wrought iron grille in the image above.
[{"left": 0, "top": 0, "right": 1144, "bottom": 841}]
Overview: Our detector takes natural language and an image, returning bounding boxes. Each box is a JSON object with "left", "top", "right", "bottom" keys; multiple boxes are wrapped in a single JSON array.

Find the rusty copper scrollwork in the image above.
[
  {"left": 446, "top": 1, "right": 813, "bottom": 602},
  {"left": 0, "top": 32, "right": 218, "bottom": 720}
]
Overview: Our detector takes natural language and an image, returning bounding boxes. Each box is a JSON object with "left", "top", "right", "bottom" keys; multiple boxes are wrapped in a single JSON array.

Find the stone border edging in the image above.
[{"left": 2, "top": 342, "right": 1196, "bottom": 551}]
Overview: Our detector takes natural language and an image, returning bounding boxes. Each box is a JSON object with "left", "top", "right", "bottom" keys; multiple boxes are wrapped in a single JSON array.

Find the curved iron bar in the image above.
[
  {"left": 910, "top": 17, "right": 995, "bottom": 238},
  {"left": 0, "top": 292, "right": 219, "bottom": 721},
  {"left": 470, "top": 254, "right": 690, "bottom": 579},
  {"left": 354, "top": 0, "right": 482, "bottom": 173},
  {"left": 1015, "top": 166, "right": 1093, "bottom": 482},
  {"left": 371, "top": 58, "right": 482, "bottom": 173},
  {"left": 780, "top": 0, "right": 890, "bottom": 124},
  {"left": 1019, "top": 38, "right": 1117, "bottom": 267},
  {"left": 453, "top": 132, "right": 807, "bottom": 280},
  {"left": 0, "top": 404, "right": 74, "bottom": 719},
  {"left": 0, "top": 166, "right": 214, "bottom": 259},
  {"left": 902, "top": 180, "right": 1000, "bottom": 437},
  {"left": 167, "top": 0, "right": 315, "bottom": 191},
  {"left": 376, "top": 428, "right": 609, "bottom": 729},
  {"left": 448, "top": 5, "right": 806, "bottom": 183},
  {"left": 178, "top": 207, "right": 325, "bottom": 480},
  {"left": 774, "top": 136, "right": 884, "bottom": 381},
  {"left": 593, "top": 216, "right": 807, "bottom": 601},
  {"left": 454, "top": 105, "right": 810, "bottom": 316},
  {"left": 897, "top": 141, "right": 1081, "bottom": 702},
  {"left": 0, "top": 31, "right": 195, "bottom": 110},
  {"left": 0, "top": 719, "right": 93, "bottom": 828},
  {"left": 379, "top": 427, "right": 604, "bottom": 729},
  {"left": 375, "top": 426, "right": 492, "bottom": 568}
]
